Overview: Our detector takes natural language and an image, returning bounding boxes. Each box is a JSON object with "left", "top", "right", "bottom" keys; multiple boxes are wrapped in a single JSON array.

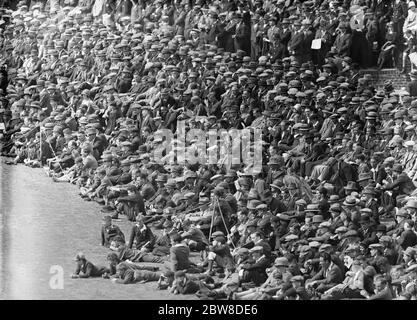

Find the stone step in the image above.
[{"left": 359, "top": 68, "right": 410, "bottom": 90}]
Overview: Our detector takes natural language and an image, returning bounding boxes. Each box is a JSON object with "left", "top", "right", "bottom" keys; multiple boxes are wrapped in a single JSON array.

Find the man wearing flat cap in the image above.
[
  {"left": 201, "top": 231, "right": 234, "bottom": 276},
  {"left": 274, "top": 18, "right": 291, "bottom": 60},
  {"left": 381, "top": 164, "right": 416, "bottom": 204},
  {"left": 101, "top": 215, "right": 125, "bottom": 248},
  {"left": 333, "top": 22, "right": 352, "bottom": 57},
  {"left": 71, "top": 252, "right": 109, "bottom": 278},
  {"left": 240, "top": 245, "right": 269, "bottom": 286},
  {"left": 306, "top": 252, "right": 343, "bottom": 293},
  {"left": 288, "top": 21, "right": 305, "bottom": 63}
]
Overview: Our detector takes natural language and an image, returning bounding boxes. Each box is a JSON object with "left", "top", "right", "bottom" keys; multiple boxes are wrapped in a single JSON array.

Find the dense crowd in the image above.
[{"left": 2, "top": 0, "right": 417, "bottom": 300}]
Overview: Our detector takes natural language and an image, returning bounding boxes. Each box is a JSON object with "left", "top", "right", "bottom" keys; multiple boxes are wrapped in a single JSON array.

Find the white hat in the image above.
[
  {"left": 405, "top": 140, "right": 416, "bottom": 147},
  {"left": 409, "top": 1, "right": 416, "bottom": 8}
]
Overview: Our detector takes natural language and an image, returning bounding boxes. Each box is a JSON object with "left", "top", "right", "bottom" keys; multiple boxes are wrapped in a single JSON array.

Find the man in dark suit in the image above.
[
  {"left": 361, "top": 275, "right": 393, "bottom": 300},
  {"left": 275, "top": 18, "right": 292, "bottom": 60},
  {"left": 301, "top": 19, "right": 315, "bottom": 63},
  {"left": 273, "top": 120, "right": 294, "bottom": 147},
  {"left": 168, "top": 233, "right": 191, "bottom": 272},
  {"left": 127, "top": 216, "right": 156, "bottom": 250},
  {"left": 101, "top": 215, "right": 125, "bottom": 247},
  {"left": 288, "top": 20, "right": 305, "bottom": 63},
  {"left": 381, "top": 164, "right": 416, "bottom": 201},
  {"left": 171, "top": 271, "right": 200, "bottom": 295},
  {"left": 398, "top": 219, "right": 417, "bottom": 250},
  {"left": 242, "top": 231, "right": 272, "bottom": 258},
  {"left": 387, "top": 209, "right": 409, "bottom": 238},
  {"left": 241, "top": 246, "right": 269, "bottom": 286},
  {"left": 408, "top": 71, "right": 417, "bottom": 96},
  {"left": 234, "top": 12, "right": 251, "bottom": 56},
  {"left": 333, "top": 23, "right": 352, "bottom": 57},
  {"left": 207, "top": 11, "right": 224, "bottom": 44},
  {"left": 306, "top": 252, "right": 343, "bottom": 293}
]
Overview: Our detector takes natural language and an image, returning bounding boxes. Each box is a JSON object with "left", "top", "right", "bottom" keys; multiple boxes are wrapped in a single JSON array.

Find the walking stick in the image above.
[
  {"left": 39, "top": 126, "right": 42, "bottom": 164},
  {"left": 208, "top": 197, "right": 216, "bottom": 240},
  {"left": 215, "top": 197, "right": 236, "bottom": 249}
]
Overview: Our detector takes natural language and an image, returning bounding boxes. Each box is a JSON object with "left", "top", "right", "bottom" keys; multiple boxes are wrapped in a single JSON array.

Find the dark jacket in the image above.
[
  {"left": 398, "top": 229, "right": 417, "bottom": 250},
  {"left": 128, "top": 224, "right": 156, "bottom": 249},
  {"left": 175, "top": 277, "right": 200, "bottom": 294},
  {"left": 383, "top": 173, "right": 416, "bottom": 195},
  {"left": 101, "top": 224, "right": 125, "bottom": 247},
  {"left": 170, "top": 244, "right": 191, "bottom": 271},
  {"left": 74, "top": 260, "right": 107, "bottom": 278},
  {"left": 242, "top": 256, "right": 269, "bottom": 286},
  {"left": 311, "top": 262, "right": 344, "bottom": 286}
]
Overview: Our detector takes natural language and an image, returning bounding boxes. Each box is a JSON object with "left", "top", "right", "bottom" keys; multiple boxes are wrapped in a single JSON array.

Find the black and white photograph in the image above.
[{"left": 1, "top": 0, "right": 417, "bottom": 305}]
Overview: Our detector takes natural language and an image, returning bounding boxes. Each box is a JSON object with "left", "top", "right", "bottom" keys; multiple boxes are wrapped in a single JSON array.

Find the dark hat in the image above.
[
  {"left": 392, "top": 164, "right": 403, "bottom": 172},
  {"left": 376, "top": 224, "right": 387, "bottom": 232},
  {"left": 329, "top": 203, "right": 341, "bottom": 213}
]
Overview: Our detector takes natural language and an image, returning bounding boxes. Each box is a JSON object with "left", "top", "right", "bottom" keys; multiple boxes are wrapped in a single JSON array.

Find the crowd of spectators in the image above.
[{"left": 2, "top": 0, "right": 417, "bottom": 300}]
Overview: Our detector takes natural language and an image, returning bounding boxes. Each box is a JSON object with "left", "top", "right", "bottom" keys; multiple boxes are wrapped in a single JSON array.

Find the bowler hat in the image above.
[{"left": 376, "top": 224, "right": 387, "bottom": 232}]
